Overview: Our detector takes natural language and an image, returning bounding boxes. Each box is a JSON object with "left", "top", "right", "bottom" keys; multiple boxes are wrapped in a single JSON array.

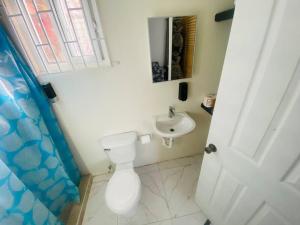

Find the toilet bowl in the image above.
[{"left": 101, "top": 132, "right": 141, "bottom": 217}]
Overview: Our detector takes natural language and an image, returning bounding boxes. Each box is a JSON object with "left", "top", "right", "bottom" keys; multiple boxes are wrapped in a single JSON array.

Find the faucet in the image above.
[{"left": 169, "top": 106, "right": 175, "bottom": 118}]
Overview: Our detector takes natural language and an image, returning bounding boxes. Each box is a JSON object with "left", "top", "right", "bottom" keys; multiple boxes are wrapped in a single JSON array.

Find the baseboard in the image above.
[{"left": 66, "top": 175, "right": 93, "bottom": 225}]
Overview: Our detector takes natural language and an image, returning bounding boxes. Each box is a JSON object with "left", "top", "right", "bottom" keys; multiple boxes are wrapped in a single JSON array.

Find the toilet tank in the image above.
[{"left": 101, "top": 132, "right": 137, "bottom": 164}]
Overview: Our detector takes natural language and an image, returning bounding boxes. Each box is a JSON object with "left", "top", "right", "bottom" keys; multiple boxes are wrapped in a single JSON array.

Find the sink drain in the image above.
[{"left": 170, "top": 128, "right": 175, "bottom": 132}]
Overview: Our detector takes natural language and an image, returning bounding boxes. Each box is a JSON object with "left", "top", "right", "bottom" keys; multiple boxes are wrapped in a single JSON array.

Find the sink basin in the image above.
[{"left": 154, "top": 112, "right": 196, "bottom": 138}]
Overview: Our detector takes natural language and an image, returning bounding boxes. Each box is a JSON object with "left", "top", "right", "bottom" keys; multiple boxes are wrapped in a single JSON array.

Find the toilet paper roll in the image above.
[{"left": 140, "top": 134, "right": 151, "bottom": 144}]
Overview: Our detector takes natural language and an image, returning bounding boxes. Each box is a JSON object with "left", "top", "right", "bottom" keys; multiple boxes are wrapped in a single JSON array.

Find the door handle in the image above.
[{"left": 205, "top": 144, "right": 217, "bottom": 154}]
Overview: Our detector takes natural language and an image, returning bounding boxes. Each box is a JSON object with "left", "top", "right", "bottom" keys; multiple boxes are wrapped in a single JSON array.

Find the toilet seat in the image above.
[{"left": 105, "top": 169, "right": 141, "bottom": 215}]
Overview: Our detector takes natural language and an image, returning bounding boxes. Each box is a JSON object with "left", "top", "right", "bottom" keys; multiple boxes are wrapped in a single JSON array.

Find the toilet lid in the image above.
[{"left": 105, "top": 170, "right": 141, "bottom": 211}]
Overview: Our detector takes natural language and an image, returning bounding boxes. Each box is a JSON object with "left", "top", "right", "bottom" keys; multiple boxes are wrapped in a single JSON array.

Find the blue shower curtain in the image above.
[{"left": 0, "top": 25, "right": 81, "bottom": 224}]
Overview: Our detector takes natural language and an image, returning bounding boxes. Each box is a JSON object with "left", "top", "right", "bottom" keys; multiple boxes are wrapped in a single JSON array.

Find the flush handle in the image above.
[
  {"left": 205, "top": 144, "right": 217, "bottom": 154},
  {"left": 104, "top": 148, "right": 111, "bottom": 151}
]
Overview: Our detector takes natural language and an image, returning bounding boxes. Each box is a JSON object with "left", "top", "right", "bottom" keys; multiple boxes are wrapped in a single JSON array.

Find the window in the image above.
[{"left": 0, "top": 0, "right": 110, "bottom": 75}]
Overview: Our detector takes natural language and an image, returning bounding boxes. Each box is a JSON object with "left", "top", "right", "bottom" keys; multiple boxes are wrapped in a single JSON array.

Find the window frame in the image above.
[{"left": 0, "top": 0, "right": 111, "bottom": 76}]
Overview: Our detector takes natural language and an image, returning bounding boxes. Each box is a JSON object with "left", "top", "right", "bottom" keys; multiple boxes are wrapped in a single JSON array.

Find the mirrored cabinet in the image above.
[{"left": 148, "top": 16, "right": 197, "bottom": 83}]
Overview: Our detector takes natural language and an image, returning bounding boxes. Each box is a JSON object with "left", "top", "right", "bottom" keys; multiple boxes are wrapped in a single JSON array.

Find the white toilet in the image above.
[{"left": 101, "top": 132, "right": 141, "bottom": 217}]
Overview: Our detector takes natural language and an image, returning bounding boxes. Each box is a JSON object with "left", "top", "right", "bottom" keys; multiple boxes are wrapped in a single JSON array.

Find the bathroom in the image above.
[{"left": 1, "top": 0, "right": 300, "bottom": 225}]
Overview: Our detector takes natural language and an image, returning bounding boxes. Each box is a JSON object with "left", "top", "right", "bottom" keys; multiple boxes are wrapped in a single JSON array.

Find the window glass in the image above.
[{"left": 1, "top": 0, "right": 110, "bottom": 75}]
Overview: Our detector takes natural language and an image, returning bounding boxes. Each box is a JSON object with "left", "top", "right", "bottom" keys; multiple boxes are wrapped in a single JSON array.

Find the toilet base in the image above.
[
  {"left": 119, "top": 201, "right": 139, "bottom": 217},
  {"left": 105, "top": 169, "right": 141, "bottom": 217}
]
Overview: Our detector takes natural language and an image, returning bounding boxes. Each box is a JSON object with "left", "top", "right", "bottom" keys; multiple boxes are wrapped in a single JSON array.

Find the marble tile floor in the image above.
[{"left": 82, "top": 154, "right": 208, "bottom": 225}]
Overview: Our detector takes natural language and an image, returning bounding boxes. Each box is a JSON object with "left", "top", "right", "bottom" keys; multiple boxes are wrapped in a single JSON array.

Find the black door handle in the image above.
[{"left": 205, "top": 144, "right": 217, "bottom": 154}]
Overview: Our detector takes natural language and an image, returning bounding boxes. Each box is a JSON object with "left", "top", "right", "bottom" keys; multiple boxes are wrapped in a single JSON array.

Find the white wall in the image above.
[
  {"left": 39, "top": 0, "right": 233, "bottom": 175},
  {"left": 149, "top": 18, "right": 168, "bottom": 66}
]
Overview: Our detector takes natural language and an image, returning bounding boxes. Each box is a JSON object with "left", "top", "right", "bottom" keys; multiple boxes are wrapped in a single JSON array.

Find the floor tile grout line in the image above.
[
  {"left": 157, "top": 156, "right": 184, "bottom": 218},
  {"left": 91, "top": 153, "right": 204, "bottom": 183},
  {"left": 141, "top": 153, "right": 203, "bottom": 173},
  {"left": 153, "top": 155, "right": 204, "bottom": 223},
  {"left": 142, "top": 210, "right": 206, "bottom": 225},
  {"left": 83, "top": 154, "right": 205, "bottom": 225},
  {"left": 157, "top": 154, "right": 204, "bottom": 216}
]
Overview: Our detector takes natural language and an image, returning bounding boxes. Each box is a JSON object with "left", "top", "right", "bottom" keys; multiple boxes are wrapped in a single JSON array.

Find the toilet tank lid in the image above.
[{"left": 101, "top": 132, "right": 137, "bottom": 149}]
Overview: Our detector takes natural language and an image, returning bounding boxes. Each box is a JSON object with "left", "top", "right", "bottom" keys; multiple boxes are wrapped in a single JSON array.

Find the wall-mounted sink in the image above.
[{"left": 154, "top": 112, "right": 196, "bottom": 139}]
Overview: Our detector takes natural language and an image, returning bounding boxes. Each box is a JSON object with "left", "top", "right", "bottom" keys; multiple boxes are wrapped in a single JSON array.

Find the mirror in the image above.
[{"left": 148, "top": 16, "right": 197, "bottom": 83}]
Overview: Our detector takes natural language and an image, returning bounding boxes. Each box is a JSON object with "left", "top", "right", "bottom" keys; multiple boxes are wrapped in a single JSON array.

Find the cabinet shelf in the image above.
[{"left": 201, "top": 103, "right": 213, "bottom": 115}]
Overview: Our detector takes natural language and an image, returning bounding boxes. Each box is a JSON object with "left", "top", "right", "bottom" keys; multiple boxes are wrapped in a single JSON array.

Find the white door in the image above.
[{"left": 196, "top": 0, "right": 300, "bottom": 224}]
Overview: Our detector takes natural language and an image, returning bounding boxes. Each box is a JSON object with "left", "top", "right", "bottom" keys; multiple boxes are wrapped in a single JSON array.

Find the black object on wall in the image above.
[
  {"left": 42, "top": 83, "right": 57, "bottom": 100},
  {"left": 204, "top": 219, "right": 211, "bottom": 225},
  {"left": 178, "top": 82, "right": 188, "bottom": 101},
  {"left": 215, "top": 8, "right": 235, "bottom": 22},
  {"left": 201, "top": 103, "right": 213, "bottom": 115}
]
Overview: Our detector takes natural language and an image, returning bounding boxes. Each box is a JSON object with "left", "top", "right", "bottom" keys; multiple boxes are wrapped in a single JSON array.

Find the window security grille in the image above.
[{"left": 0, "top": 0, "right": 110, "bottom": 75}]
